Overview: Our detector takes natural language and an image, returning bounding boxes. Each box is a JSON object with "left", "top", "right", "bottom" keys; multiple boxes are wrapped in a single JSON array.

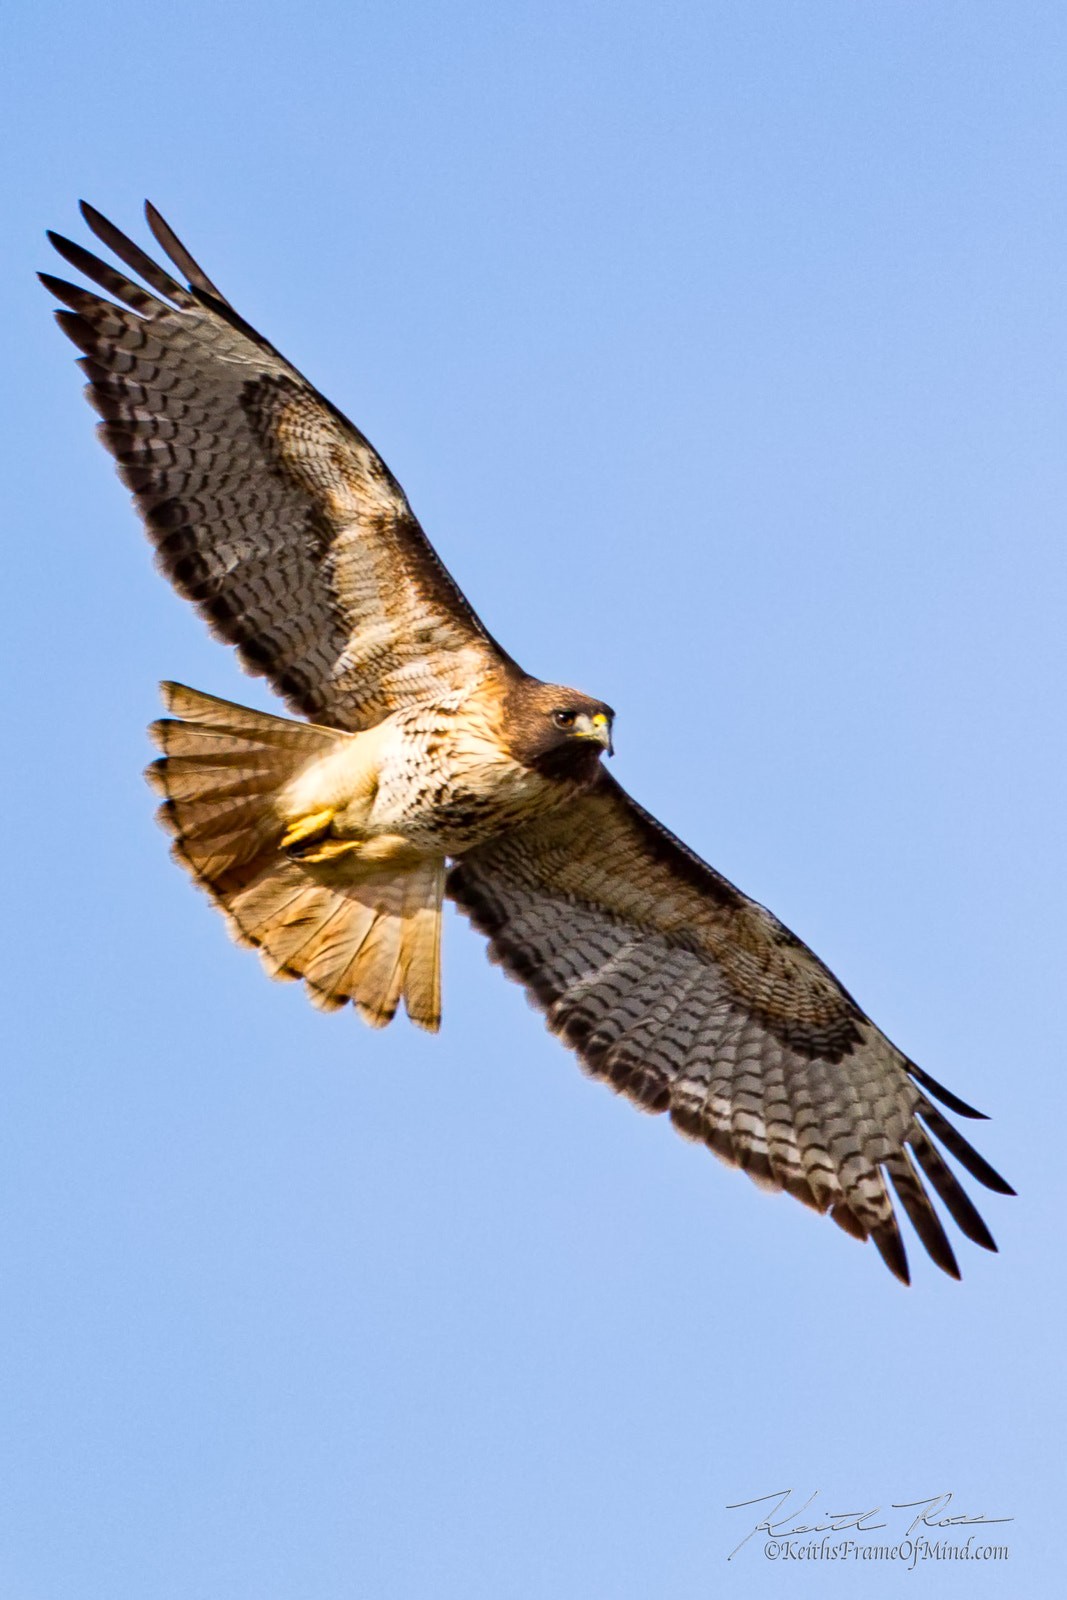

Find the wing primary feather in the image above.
[
  {"left": 886, "top": 1153, "right": 961, "bottom": 1278},
  {"left": 44, "top": 234, "right": 168, "bottom": 315},
  {"left": 78, "top": 201, "right": 189, "bottom": 304},
  {"left": 38, "top": 274, "right": 136, "bottom": 321},
  {"left": 38, "top": 273, "right": 98, "bottom": 314},
  {"left": 145, "top": 200, "right": 231, "bottom": 303},
  {"left": 869, "top": 1217, "right": 911, "bottom": 1286},
  {"left": 908, "top": 1129, "right": 999, "bottom": 1250},
  {"left": 917, "top": 1101, "right": 1015, "bottom": 1195},
  {"left": 905, "top": 1059, "right": 987, "bottom": 1119}
]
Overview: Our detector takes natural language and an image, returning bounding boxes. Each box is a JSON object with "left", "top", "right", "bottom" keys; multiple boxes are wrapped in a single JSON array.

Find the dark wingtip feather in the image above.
[
  {"left": 886, "top": 1157, "right": 962, "bottom": 1279},
  {"left": 77, "top": 200, "right": 188, "bottom": 303},
  {"left": 38, "top": 273, "right": 100, "bottom": 314},
  {"left": 918, "top": 1102, "right": 1015, "bottom": 1196},
  {"left": 908, "top": 1129, "right": 1000, "bottom": 1252},
  {"left": 906, "top": 1060, "right": 987, "bottom": 1119},
  {"left": 45, "top": 230, "right": 88, "bottom": 270},
  {"left": 47, "top": 231, "right": 103, "bottom": 274},
  {"left": 46, "top": 230, "right": 165, "bottom": 314},
  {"left": 870, "top": 1218, "right": 912, "bottom": 1285},
  {"left": 144, "top": 200, "right": 230, "bottom": 303}
]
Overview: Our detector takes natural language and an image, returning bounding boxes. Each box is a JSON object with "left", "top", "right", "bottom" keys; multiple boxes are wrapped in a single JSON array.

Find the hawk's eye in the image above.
[{"left": 552, "top": 710, "right": 577, "bottom": 729}]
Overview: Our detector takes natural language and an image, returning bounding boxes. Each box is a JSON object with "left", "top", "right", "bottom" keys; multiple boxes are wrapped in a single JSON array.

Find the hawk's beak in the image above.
[{"left": 576, "top": 711, "right": 614, "bottom": 755}]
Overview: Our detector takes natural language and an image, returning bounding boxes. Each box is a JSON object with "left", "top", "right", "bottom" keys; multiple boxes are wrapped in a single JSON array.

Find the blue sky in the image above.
[{"left": 2, "top": 2, "right": 1064, "bottom": 1595}]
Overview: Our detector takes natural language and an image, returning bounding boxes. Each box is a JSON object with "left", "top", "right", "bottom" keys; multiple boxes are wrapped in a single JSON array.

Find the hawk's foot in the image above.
[{"left": 281, "top": 808, "right": 347, "bottom": 861}]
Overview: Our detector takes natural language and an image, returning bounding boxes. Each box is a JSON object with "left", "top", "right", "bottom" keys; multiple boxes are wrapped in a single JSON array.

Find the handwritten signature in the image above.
[{"left": 726, "top": 1489, "right": 1013, "bottom": 1560}]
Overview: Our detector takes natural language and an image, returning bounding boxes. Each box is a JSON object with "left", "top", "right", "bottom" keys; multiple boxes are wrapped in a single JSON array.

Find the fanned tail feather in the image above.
[{"left": 146, "top": 682, "right": 444, "bottom": 1030}]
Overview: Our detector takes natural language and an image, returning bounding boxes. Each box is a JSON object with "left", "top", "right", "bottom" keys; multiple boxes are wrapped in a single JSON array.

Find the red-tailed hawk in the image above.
[{"left": 42, "top": 202, "right": 1013, "bottom": 1284}]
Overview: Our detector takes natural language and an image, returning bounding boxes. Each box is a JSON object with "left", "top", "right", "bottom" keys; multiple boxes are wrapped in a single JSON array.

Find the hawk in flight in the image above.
[{"left": 42, "top": 202, "right": 1012, "bottom": 1283}]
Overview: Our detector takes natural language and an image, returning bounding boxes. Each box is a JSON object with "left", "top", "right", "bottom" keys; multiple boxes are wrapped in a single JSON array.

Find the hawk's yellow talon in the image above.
[
  {"left": 281, "top": 808, "right": 335, "bottom": 850},
  {"left": 291, "top": 838, "right": 362, "bottom": 864}
]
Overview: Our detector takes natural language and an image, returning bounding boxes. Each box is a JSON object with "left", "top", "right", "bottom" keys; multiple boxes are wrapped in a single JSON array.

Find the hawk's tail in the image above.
[{"left": 145, "top": 682, "right": 444, "bottom": 1031}]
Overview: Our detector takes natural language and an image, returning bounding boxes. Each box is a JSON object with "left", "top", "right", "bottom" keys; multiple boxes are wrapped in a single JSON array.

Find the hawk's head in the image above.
[{"left": 503, "top": 678, "right": 615, "bottom": 781}]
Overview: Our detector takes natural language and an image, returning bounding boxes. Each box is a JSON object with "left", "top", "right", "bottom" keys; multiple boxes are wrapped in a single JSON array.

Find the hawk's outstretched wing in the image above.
[
  {"left": 448, "top": 775, "right": 1013, "bottom": 1283},
  {"left": 42, "top": 202, "right": 512, "bottom": 730}
]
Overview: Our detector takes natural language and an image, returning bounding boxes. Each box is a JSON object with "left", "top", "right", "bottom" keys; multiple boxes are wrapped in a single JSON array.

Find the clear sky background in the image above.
[{"left": 2, "top": 2, "right": 1064, "bottom": 1596}]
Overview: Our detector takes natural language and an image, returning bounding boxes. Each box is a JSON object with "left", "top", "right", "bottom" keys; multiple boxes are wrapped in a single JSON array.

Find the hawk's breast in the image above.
[{"left": 366, "top": 694, "right": 588, "bottom": 857}]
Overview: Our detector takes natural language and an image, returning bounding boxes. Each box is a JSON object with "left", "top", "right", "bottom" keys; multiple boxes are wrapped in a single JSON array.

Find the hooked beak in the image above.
[{"left": 575, "top": 711, "right": 614, "bottom": 755}]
